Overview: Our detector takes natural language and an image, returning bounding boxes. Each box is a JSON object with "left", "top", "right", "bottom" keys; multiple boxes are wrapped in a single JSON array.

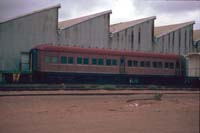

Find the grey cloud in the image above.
[
  {"left": 129, "top": 0, "right": 200, "bottom": 14},
  {"left": 0, "top": 0, "right": 109, "bottom": 22},
  {"left": 148, "top": 1, "right": 200, "bottom": 14},
  {"left": 58, "top": 0, "right": 109, "bottom": 20},
  {"left": 0, "top": 0, "right": 199, "bottom": 29},
  {"left": 129, "top": 0, "right": 200, "bottom": 29},
  {"left": 0, "top": 0, "right": 57, "bottom": 21}
]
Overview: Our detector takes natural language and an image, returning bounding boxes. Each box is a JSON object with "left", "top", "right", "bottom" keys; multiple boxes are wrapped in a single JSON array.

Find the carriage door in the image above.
[
  {"left": 20, "top": 52, "right": 30, "bottom": 72},
  {"left": 119, "top": 57, "right": 126, "bottom": 74}
]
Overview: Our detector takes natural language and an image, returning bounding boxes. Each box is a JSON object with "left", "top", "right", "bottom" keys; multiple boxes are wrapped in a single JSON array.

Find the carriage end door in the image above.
[{"left": 119, "top": 57, "right": 126, "bottom": 74}]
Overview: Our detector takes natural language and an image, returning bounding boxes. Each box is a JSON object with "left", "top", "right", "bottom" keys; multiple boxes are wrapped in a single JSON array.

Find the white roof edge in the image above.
[
  {"left": 111, "top": 16, "right": 156, "bottom": 34},
  {"left": 155, "top": 21, "right": 195, "bottom": 38},
  {"left": 0, "top": 4, "right": 61, "bottom": 24},
  {"left": 185, "top": 52, "right": 200, "bottom": 57},
  {"left": 59, "top": 10, "right": 112, "bottom": 30},
  {"left": 194, "top": 39, "right": 200, "bottom": 42},
  {"left": 100, "top": 10, "right": 112, "bottom": 14}
]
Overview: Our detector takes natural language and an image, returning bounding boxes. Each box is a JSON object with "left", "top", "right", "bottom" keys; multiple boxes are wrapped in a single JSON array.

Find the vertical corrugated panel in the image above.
[
  {"left": 32, "top": 50, "right": 37, "bottom": 72},
  {"left": 20, "top": 52, "right": 30, "bottom": 72},
  {"left": 59, "top": 14, "right": 109, "bottom": 49},
  {"left": 0, "top": 7, "right": 58, "bottom": 72}
]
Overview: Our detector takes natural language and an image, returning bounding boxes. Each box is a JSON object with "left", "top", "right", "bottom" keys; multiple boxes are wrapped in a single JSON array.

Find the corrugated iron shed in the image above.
[
  {"left": 0, "top": 4, "right": 61, "bottom": 24},
  {"left": 0, "top": 4, "right": 60, "bottom": 72},
  {"left": 154, "top": 21, "right": 195, "bottom": 38},
  {"left": 186, "top": 53, "right": 200, "bottom": 77},
  {"left": 193, "top": 30, "right": 200, "bottom": 41},
  {"left": 58, "top": 10, "right": 112, "bottom": 29},
  {"left": 110, "top": 16, "right": 156, "bottom": 33}
]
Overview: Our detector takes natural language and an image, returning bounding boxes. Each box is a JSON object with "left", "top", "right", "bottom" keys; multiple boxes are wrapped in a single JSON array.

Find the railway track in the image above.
[{"left": 0, "top": 90, "right": 199, "bottom": 97}]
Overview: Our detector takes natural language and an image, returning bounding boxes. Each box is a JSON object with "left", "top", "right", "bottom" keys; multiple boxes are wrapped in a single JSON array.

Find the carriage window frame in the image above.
[
  {"left": 106, "top": 59, "right": 111, "bottom": 66},
  {"left": 158, "top": 62, "right": 163, "bottom": 68},
  {"left": 44, "top": 56, "right": 51, "bottom": 63},
  {"left": 112, "top": 59, "right": 117, "bottom": 66},
  {"left": 169, "top": 62, "right": 174, "bottom": 69},
  {"left": 68, "top": 57, "right": 74, "bottom": 64},
  {"left": 140, "top": 61, "right": 145, "bottom": 67},
  {"left": 145, "top": 61, "right": 151, "bottom": 67},
  {"left": 176, "top": 62, "right": 180, "bottom": 68},
  {"left": 83, "top": 58, "right": 89, "bottom": 65},
  {"left": 165, "top": 62, "right": 169, "bottom": 68},
  {"left": 61, "top": 56, "right": 67, "bottom": 64},
  {"left": 153, "top": 62, "right": 157, "bottom": 68},
  {"left": 77, "top": 57, "right": 82, "bottom": 64},
  {"left": 92, "top": 58, "right": 97, "bottom": 65},
  {"left": 52, "top": 56, "right": 58, "bottom": 64},
  {"left": 128, "top": 60, "right": 132, "bottom": 67},
  {"left": 98, "top": 58, "right": 104, "bottom": 65},
  {"left": 133, "top": 60, "right": 138, "bottom": 67}
]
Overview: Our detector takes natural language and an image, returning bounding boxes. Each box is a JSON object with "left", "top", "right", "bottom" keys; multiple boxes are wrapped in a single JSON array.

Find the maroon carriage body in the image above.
[{"left": 31, "top": 44, "right": 182, "bottom": 76}]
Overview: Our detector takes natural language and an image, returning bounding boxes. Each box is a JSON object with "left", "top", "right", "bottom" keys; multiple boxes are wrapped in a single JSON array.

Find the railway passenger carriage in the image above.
[{"left": 30, "top": 44, "right": 186, "bottom": 85}]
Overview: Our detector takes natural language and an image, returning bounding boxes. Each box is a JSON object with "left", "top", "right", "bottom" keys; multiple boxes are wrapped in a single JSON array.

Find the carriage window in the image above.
[
  {"left": 61, "top": 56, "right": 67, "bottom": 64},
  {"left": 120, "top": 59, "right": 124, "bottom": 65},
  {"left": 140, "top": 61, "right": 145, "bottom": 67},
  {"left": 44, "top": 56, "right": 50, "bottom": 63},
  {"left": 165, "top": 62, "right": 169, "bottom": 68},
  {"left": 106, "top": 59, "right": 111, "bottom": 66},
  {"left": 176, "top": 62, "right": 180, "bottom": 68},
  {"left": 128, "top": 60, "right": 132, "bottom": 67},
  {"left": 158, "top": 62, "right": 163, "bottom": 68},
  {"left": 112, "top": 59, "right": 117, "bottom": 66},
  {"left": 133, "top": 61, "right": 138, "bottom": 67},
  {"left": 153, "top": 62, "right": 157, "bottom": 68},
  {"left": 98, "top": 59, "right": 104, "bottom": 65},
  {"left": 92, "top": 58, "right": 97, "bottom": 65},
  {"left": 77, "top": 57, "right": 82, "bottom": 64},
  {"left": 83, "top": 58, "right": 89, "bottom": 65},
  {"left": 68, "top": 57, "right": 73, "bottom": 64},
  {"left": 169, "top": 62, "right": 174, "bottom": 69},
  {"left": 52, "top": 57, "right": 58, "bottom": 63},
  {"left": 145, "top": 61, "right": 150, "bottom": 67}
]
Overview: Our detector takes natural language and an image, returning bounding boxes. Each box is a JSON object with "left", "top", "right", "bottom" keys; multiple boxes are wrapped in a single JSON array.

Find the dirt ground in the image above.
[{"left": 0, "top": 91, "right": 199, "bottom": 133}]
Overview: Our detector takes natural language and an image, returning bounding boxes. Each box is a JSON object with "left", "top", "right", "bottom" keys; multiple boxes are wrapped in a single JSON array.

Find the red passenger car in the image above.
[{"left": 30, "top": 44, "right": 186, "bottom": 84}]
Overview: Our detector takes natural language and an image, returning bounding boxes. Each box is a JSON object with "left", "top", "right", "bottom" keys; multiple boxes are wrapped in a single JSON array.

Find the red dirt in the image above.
[{"left": 0, "top": 91, "right": 199, "bottom": 133}]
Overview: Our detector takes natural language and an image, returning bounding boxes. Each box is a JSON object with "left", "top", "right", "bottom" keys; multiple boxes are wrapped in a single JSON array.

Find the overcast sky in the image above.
[{"left": 0, "top": 0, "right": 199, "bottom": 29}]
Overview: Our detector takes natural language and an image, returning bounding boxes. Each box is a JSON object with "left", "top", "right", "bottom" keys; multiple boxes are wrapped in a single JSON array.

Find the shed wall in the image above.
[
  {"left": 0, "top": 8, "right": 58, "bottom": 71},
  {"left": 193, "top": 41, "right": 200, "bottom": 52},
  {"left": 58, "top": 14, "right": 110, "bottom": 49},
  {"left": 187, "top": 55, "right": 200, "bottom": 77},
  {"left": 110, "top": 20, "right": 154, "bottom": 52},
  {"left": 154, "top": 25, "right": 195, "bottom": 55}
]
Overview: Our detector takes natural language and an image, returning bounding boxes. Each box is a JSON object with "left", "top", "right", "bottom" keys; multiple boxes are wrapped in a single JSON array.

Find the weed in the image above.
[{"left": 154, "top": 93, "right": 163, "bottom": 101}]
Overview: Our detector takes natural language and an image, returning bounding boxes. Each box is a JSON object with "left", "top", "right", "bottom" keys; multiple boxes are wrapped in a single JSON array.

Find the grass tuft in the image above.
[{"left": 154, "top": 93, "right": 163, "bottom": 101}]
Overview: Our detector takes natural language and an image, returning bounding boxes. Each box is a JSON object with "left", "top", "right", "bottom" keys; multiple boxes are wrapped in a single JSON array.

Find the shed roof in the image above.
[
  {"left": 110, "top": 16, "right": 156, "bottom": 33},
  {"left": 193, "top": 30, "right": 200, "bottom": 41},
  {"left": 154, "top": 21, "right": 195, "bottom": 38},
  {"left": 0, "top": 4, "right": 61, "bottom": 24},
  {"left": 32, "top": 44, "right": 179, "bottom": 59},
  {"left": 186, "top": 52, "right": 200, "bottom": 58},
  {"left": 58, "top": 10, "right": 112, "bottom": 29}
]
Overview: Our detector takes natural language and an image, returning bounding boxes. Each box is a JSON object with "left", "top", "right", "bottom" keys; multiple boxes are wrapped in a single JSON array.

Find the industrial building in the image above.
[
  {"left": 0, "top": 4, "right": 60, "bottom": 72},
  {"left": 193, "top": 30, "right": 200, "bottom": 53},
  {"left": 110, "top": 16, "right": 155, "bottom": 52},
  {"left": 154, "top": 22, "right": 195, "bottom": 55},
  {"left": 185, "top": 30, "right": 200, "bottom": 78},
  {"left": 58, "top": 10, "right": 111, "bottom": 49},
  {"left": 186, "top": 53, "right": 200, "bottom": 77},
  {"left": 0, "top": 4, "right": 199, "bottom": 78}
]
